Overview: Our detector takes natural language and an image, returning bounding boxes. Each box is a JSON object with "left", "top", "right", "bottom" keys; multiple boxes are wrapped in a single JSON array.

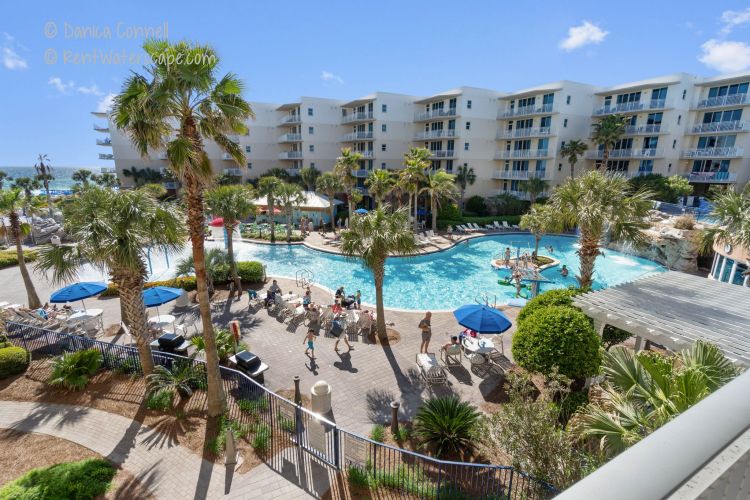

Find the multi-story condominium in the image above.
[{"left": 495, "top": 81, "right": 596, "bottom": 199}]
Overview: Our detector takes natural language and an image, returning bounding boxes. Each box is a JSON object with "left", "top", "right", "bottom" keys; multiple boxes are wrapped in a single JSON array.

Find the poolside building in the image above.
[{"left": 709, "top": 240, "right": 750, "bottom": 287}]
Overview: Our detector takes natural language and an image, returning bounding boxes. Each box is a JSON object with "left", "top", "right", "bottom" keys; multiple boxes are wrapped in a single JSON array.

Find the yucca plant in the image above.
[
  {"left": 146, "top": 361, "right": 205, "bottom": 400},
  {"left": 190, "top": 327, "right": 244, "bottom": 362},
  {"left": 48, "top": 349, "right": 102, "bottom": 390},
  {"left": 413, "top": 396, "right": 480, "bottom": 458}
]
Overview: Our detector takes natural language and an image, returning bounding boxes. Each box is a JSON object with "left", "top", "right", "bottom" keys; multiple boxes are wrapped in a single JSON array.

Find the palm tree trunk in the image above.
[
  {"left": 374, "top": 262, "right": 387, "bottom": 340},
  {"left": 269, "top": 199, "right": 276, "bottom": 243},
  {"left": 412, "top": 193, "right": 419, "bottom": 233},
  {"left": 329, "top": 195, "right": 336, "bottom": 234},
  {"left": 577, "top": 231, "right": 600, "bottom": 290},
  {"left": 286, "top": 210, "right": 292, "bottom": 243},
  {"left": 45, "top": 180, "right": 53, "bottom": 218},
  {"left": 184, "top": 177, "right": 226, "bottom": 417},
  {"left": 431, "top": 196, "right": 438, "bottom": 231},
  {"left": 460, "top": 187, "right": 466, "bottom": 212},
  {"left": 10, "top": 211, "right": 40, "bottom": 309},
  {"left": 534, "top": 235, "right": 541, "bottom": 257},
  {"left": 116, "top": 271, "right": 154, "bottom": 374},
  {"left": 570, "top": 160, "right": 575, "bottom": 180},
  {"left": 226, "top": 223, "right": 241, "bottom": 293}
]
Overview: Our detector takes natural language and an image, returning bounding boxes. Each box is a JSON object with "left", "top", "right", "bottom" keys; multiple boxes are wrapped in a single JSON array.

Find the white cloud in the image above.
[
  {"left": 1, "top": 33, "right": 27, "bottom": 70},
  {"left": 698, "top": 39, "right": 750, "bottom": 72},
  {"left": 48, "top": 76, "right": 75, "bottom": 93},
  {"left": 719, "top": 7, "right": 750, "bottom": 35},
  {"left": 559, "top": 21, "right": 608, "bottom": 51},
  {"left": 77, "top": 84, "right": 103, "bottom": 96},
  {"left": 321, "top": 71, "right": 344, "bottom": 84},
  {"left": 97, "top": 93, "right": 116, "bottom": 113}
]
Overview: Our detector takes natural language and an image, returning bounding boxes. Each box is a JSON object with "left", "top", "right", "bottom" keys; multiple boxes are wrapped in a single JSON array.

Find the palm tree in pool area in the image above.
[
  {"left": 420, "top": 170, "right": 457, "bottom": 231},
  {"left": 0, "top": 189, "right": 42, "bottom": 309},
  {"left": 257, "top": 176, "right": 283, "bottom": 243},
  {"left": 340, "top": 207, "right": 416, "bottom": 340},
  {"left": 591, "top": 115, "right": 628, "bottom": 170},
  {"left": 520, "top": 176, "right": 549, "bottom": 205},
  {"left": 365, "top": 169, "right": 394, "bottom": 208},
  {"left": 519, "top": 204, "right": 562, "bottom": 257},
  {"left": 175, "top": 248, "right": 231, "bottom": 296},
  {"left": 276, "top": 182, "right": 305, "bottom": 243},
  {"left": 699, "top": 190, "right": 750, "bottom": 258},
  {"left": 34, "top": 154, "right": 54, "bottom": 216},
  {"left": 454, "top": 165, "right": 476, "bottom": 212},
  {"left": 299, "top": 166, "right": 321, "bottom": 192},
  {"left": 400, "top": 148, "right": 431, "bottom": 232},
  {"left": 315, "top": 173, "right": 343, "bottom": 233},
  {"left": 11, "top": 177, "right": 41, "bottom": 203},
  {"left": 550, "top": 171, "right": 652, "bottom": 289},
  {"left": 0, "top": 171, "right": 9, "bottom": 190},
  {"left": 112, "top": 39, "right": 254, "bottom": 417},
  {"left": 34, "top": 188, "right": 186, "bottom": 374},
  {"left": 560, "top": 139, "right": 588, "bottom": 180},
  {"left": 205, "top": 184, "right": 256, "bottom": 293},
  {"left": 333, "top": 148, "right": 363, "bottom": 218},
  {"left": 71, "top": 169, "right": 93, "bottom": 189}
]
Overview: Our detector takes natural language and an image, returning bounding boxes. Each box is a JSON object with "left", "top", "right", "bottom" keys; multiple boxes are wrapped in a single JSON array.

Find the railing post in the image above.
[
  {"left": 507, "top": 468, "right": 514, "bottom": 500},
  {"left": 333, "top": 427, "right": 340, "bottom": 469},
  {"left": 293, "top": 375, "right": 301, "bottom": 405},
  {"left": 436, "top": 463, "right": 443, "bottom": 498},
  {"left": 390, "top": 401, "right": 400, "bottom": 435}
]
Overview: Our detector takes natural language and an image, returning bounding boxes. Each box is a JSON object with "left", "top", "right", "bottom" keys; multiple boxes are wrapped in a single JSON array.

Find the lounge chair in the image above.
[
  {"left": 416, "top": 353, "right": 448, "bottom": 386},
  {"left": 426, "top": 230, "right": 442, "bottom": 241},
  {"left": 493, "top": 221, "right": 503, "bottom": 231},
  {"left": 512, "top": 223, "right": 521, "bottom": 230},
  {"left": 441, "top": 344, "right": 463, "bottom": 366},
  {"left": 418, "top": 233, "right": 433, "bottom": 245},
  {"left": 502, "top": 221, "right": 511, "bottom": 230},
  {"left": 484, "top": 222, "right": 495, "bottom": 230},
  {"left": 319, "top": 308, "right": 334, "bottom": 330},
  {"left": 458, "top": 224, "right": 473, "bottom": 233},
  {"left": 414, "top": 235, "right": 428, "bottom": 247},
  {"left": 470, "top": 223, "right": 487, "bottom": 232}
]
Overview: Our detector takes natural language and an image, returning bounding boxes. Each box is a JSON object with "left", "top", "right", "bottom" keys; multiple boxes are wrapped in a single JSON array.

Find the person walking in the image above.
[
  {"left": 419, "top": 311, "right": 432, "bottom": 354},
  {"left": 303, "top": 329, "right": 316, "bottom": 359}
]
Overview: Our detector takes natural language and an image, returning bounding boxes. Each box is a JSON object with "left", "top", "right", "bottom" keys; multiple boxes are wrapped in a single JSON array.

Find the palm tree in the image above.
[
  {"left": 315, "top": 173, "right": 343, "bottom": 233},
  {"left": 550, "top": 171, "right": 652, "bottom": 289},
  {"left": 400, "top": 148, "right": 431, "bottom": 232},
  {"left": 560, "top": 139, "right": 588, "bottom": 180},
  {"left": 91, "top": 172, "right": 120, "bottom": 189},
  {"left": 365, "top": 169, "right": 394, "bottom": 208},
  {"left": 257, "top": 176, "right": 283, "bottom": 243},
  {"left": 0, "top": 190, "right": 42, "bottom": 308},
  {"left": 175, "top": 248, "right": 231, "bottom": 296},
  {"left": 299, "top": 166, "right": 321, "bottom": 192},
  {"left": 205, "top": 185, "right": 256, "bottom": 292},
  {"left": 11, "top": 177, "right": 40, "bottom": 201},
  {"left": 420, "top": 170, "right": 457, "bottom": 230},
  {"left": 34, "top": 154, "right": 54, "bottom": 216},
  {"left": 340, "top": 207, "right": 416, "bottom": 340},
  {"left": 112, "top": 40, "right": 254, "bottom": 417},
  {"left": 71, "top": 169, "right": 93, "bottom": 188},
  {"left": 591, "top": 115, "right": 628, "bottom": 170},
  {"left": 333, "top": 148, "right": 363, "bottom": 217},
  {"left": 35, "top": 188, "right": 186, "bottom": 374},
  {"left": 576, "top": 342, "right": 738, "bottom": 458},
  {"left": 699, "top": 190, "right": 750, "bottom": 256},
  {"left": 519, "top": 204, "right": 562, "bottom": 256},
  {"left": 276, "top": 182, "right": 305, "bottom": 243},
  {"left": 520, "top": 176, "right": 549, "bottom": 205},
  {"left": 0, "top": 171, "right": 9, "bottom": 190},
  {"left": 454, "top": 165, "right": 476, "bottom": 212}
]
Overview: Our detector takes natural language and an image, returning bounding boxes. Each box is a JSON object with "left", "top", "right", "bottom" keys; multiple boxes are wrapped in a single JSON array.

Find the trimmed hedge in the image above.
[
  {"left": 101, "top": 276, "right": 198, "bottom": 297},
  {"left": 0, "top": 345, "right": 30, "bottom": 379},
  {"left": 437, "top": 215, "right": 521, "bottom": 231},
  {"left": 237, "top": 261, "right": 265, "bottom": 282},
  {"left": 517, "top": 289, "right": 581, "bottom": 323},
  {"left": 0, "top": 458, "right": 116, "bottom": 500},
  {"left": 0, "top": 249, "right": 38, "bottom": 270}
]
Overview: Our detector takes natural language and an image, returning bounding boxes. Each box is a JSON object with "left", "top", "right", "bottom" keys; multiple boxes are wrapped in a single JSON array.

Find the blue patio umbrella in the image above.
[
  {"left": 142, "top": 286, "right": 184, "bottom": 333},
  {"left": 354, "top": 208, "right": 369, "bottom": 214},
  {"left": 452, "top": 304, "right": 512, "bottom": 333},
  {"left": 50, "top": 282, "right": 108, "bottom": 310}
]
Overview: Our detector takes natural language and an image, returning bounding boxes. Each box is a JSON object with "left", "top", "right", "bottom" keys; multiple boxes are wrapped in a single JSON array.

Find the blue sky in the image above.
[{"left": 2, "top": 0, "right": 750, "bottom": 167}]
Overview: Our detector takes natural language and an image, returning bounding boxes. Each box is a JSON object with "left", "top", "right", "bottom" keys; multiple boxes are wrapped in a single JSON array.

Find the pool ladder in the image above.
[{"left": 296, "top": 268, "right": 314, "bottom": 288}]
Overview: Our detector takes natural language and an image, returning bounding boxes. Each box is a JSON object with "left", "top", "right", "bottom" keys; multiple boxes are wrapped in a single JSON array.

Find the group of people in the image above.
[
  {"left": 500, "top": 247, "right": 535, "bottom": 271},
  {"left": 334, "top": 287, "right": 361, "bottom": 310}
]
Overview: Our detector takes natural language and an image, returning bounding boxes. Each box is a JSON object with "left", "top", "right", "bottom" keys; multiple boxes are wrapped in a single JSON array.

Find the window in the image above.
[
  {"left": 308, "top": 126, "right": 314, "bottom": 135},
  {"left": 446, "top": 160, "right": 453, "bottom": 171},
  {"left": 247, "top": 162, "right": 252, "bottom": 169},
  {"left": 310, "top": 162, "right": 315, "bottom": 168},
  {"left": 558, "top": 163, "right": 563, "bottom": 171},
  {"left": 672, "top": 139, "right": 677, "bottom": 149},
  {"left": 668, "top": 163, "right": 672, "bottom": 172},
  {"left": 465, "top": 121, "right": 471, "bottom": 130},
  {"left": 566, "top": 95, "right": 571, "bottom": 105},
  {"left": 309, "top": 144, "right": 314, "bottom": 152},
  {"left": 381, "top": 162, "right": 386, "bottom": 169},
  {"left": 677, "top": 115, "right": 682, "bottom": 125},
  {"left": 650, "top": 87, "right": 668, "bottom": 102},
  {"left": 647, "top": 112, "right": 663, "bottom": 125},
  {"left": 563, "top": 118, "right": 568, "bottom": 128},
  {"left": 540, "top": 116, "right": 551, "bottom": 128},
  {"left": 561, "top": 141, "right": 566, "bottom": 148},
  {"left": 639, "top": 160, "right": 653, "bottom": 172},
  {"left": 245, "top": 146, "right": 251, "bottom": 153},
  {"left": 381, "top": 124, "right": 387, "bottom": 132},
  {"left": 643, "top": 137, "right": 658, "bottom": 149},
  {"left": 381, "top": 144, "right": 387, "bottom": 151},
  {"left": 307, "top": 107, "right": 313, "bottom": 116},
  {"left": 381, "top": 104, "right": 387, "bottom": 113},
  {"left": 467, "top": 100, "right": 472, "bottom": 109},
  {"left": 464, "top": 142, "right": 470, "bottom": 151},
  {"left": 682, "top": 89, "right": 687, "bottom": 100}
]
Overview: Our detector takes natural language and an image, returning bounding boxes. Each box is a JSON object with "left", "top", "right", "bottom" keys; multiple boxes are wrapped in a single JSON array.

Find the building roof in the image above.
[
  {"left": 251, "top": 191, "right": 343, "bottom": 210},
  {"left": 276, "top": 102, "right": 301, "bottom": 111},
  {"left": 573, "top": 271, "right": 750, "bottom": 366},
  {"left": 594, "top": 73, "right": 694, "bottom": 95},
  {"left": 696, "top": 71, "right": 750, "bottom": 87},
  {"left": 499, "top": 80, "right": 594, "bottom": 100}
]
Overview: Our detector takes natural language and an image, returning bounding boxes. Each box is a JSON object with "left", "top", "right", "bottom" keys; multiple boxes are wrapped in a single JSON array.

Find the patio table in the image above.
[
  {"left": 462, "top": 336, "right": 495, "bottom": 364},
  {"left": 149, "top": 314, "right": 176, "bottom": 329}
]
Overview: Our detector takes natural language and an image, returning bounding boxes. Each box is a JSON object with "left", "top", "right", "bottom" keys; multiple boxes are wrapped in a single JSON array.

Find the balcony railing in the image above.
[
  {"left": 585, "top": 148, "right": 662, "bottom": 159},
  {"left": 93, "top": 123, "right": 109, "bottom": 132},
  {"left": 414, "top": 108, "right": 457, "bottom": 121},
  {"left": 497, "top": 190, "right": 550, "bottom": 201},
  {"left": 696, "top": 93, "right": 750, "bottom": 109},
  {"left": 278, "top": 151, "right": 303, "bottom": 160},
  {"left": 278, "top": 133, "right": 302, "bottom": 142},
  {"left": 624, "top": 124, "right": 666, "bottom": 135},
  {"left": 689, "top": 121, "right": 749, "bottom": 134},
  {"left": 494, "top": 149, "right": 550, "bottom": 160},
  {"left": 342, "top": 112, "right": 374, "bottom": 124},
  {"left": 624, "top": 170, "right": 654, "bottom": 178},
  {"left": 358, "top": 151, "right": 374, "bottom": 159},
  {"left": 492, "top": 170, "right": 549, "bottom": 180},
  {"left": 280, "top": 114, "right": 301, "bottom": 125},
  {"left": 682, "top": 171, "right": 738, "bottom": 183},
  {"left": 286, "top": 168, "right": 301, "bottom": 176},
  {"left": 98, "top": 153, "right": 114, "bottom": 160},
  {"left": 342, "top": 131, "right": 374, "bottom": 141},
  {"left": 96, "top": 138, "right": 112, "bottom": 146},
  {"left": 681, "top": 147, "right": 744, "bottom": 159},
  {"left": 496, "top": 127, "right": 552, "bottom": 139},
  {"left": 593, "top": 99, "right": 669, "bottom": 116},
  {"left": 499, "top": 103, "right": 554, "bottom": 119},
  {"left": 414, "top": 129, "right": 458, "bottom": 140},
  {"left": 224, "top": 168, "right": 242, "bottom": 176},
  {"left": 353, "top": 169, "right": 370, "bottom": 178},
  {"left": 99, "top": 167, "right": 116, "bottom": 174}
]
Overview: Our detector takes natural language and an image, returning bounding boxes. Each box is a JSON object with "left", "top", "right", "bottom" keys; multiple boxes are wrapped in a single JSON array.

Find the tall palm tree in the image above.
[
  {"left": 257, "top": 176, "right": 282, "bottom": 243},
  {"left": 205, "top": 185, "right": 256, "bottom": 292},
  {"left": 560, "top": 139, "right": 588, "bottom": 180},
  {"left": 11, "top": 177, "right": 40, "bottom": 201},
  {"left": 576, "top": 342, "right": 738, "bottom": 458},
  {"left": 591, "top": 115, "right": 628, "bottom": 170},
  {"left": 699, "top": 190, "right": 750, "bottom": 256},
  {"left": 366, "top": 169, "right": 394, "bottom": 208},
  {"left": 315, "top": 173, "right": 343, "bottom": 233},
  {"left": 0, "top": 190, "right": 41, "bottom": 309},
  {"left": 333, "top": 148, "right": 363, "bottom": 217},
  {"left": 454, "top": 165, "right": 476, "bottom": 212},
  {"left": 550, "top": 171, "right": 652, "bottom": 289},
  {"left": 400, "top": 148, "right": 431, "bottom": 232},
  {"left": 420, "top": 170, "right": 457, "bottom": 230},
  {"left": 112, "top": 40, "right": 254, "bottom": 417},
  {"left": 299, "top": 166, "right": 321, "bottom": 192},
  {"left": 35, "top": 188, "right": 186, "bottom": 375},
  {"left": 0, "top": 171, "right": 9, "bottom": 190},
  {"left": 276, "top": 182, "right": 305, "bottom": 243},
  {"left": 91, "top": 172, "right": 120, "bottom": 189},
  {"left": 340, "top": 207, "right": 416, "bottom": 340},
  {"left": 519, "top": 204, "right": 562, "bottom": 256},
  {"left": 71, "top": 169, "right": 93, "bottom": 188},
  {"left": 34, "top": 154, "right": 54, "bottom": 216},
  {"left": 520, "top": 176, "right": 549, "bottom": 205}
]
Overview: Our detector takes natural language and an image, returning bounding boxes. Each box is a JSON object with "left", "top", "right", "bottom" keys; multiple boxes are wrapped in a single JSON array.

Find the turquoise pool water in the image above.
[{"left": 202, "top": 234, "right": 665, "bottom": 311}]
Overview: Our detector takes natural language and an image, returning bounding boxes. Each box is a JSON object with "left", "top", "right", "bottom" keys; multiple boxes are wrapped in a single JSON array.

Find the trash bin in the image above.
[{"left": 310, "top": 380, "right": 332, "bottom": 415}]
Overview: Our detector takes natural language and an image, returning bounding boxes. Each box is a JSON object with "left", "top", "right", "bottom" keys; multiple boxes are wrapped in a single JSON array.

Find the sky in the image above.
[{"left": 2, "top": 0, "right": 750, "bottom": 167}]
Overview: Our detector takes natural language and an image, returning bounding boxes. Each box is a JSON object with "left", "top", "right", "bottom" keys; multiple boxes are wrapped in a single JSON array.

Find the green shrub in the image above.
[
  {"left": 602, "top": 325, "right": 633, "bottom": 350},
  {"left": 0, "top": 345, "right": 29, "bottom": 378},
  {"left": 237, "top": 261, "right": 265, "bottom": 282},
  {"left": 278, "top": 414, "right": 296, "bottom": 433},
  {"left": 370, "top": 424, "right": 385, "bottom": 443},
  {"left": 512, "top": 305, "right": 602, "bottom": 379},
  {"left": 413, "top": 396, "right": 480, "bottom": 458},
  {"left": 252, "top": 423, "right": 272, "bottom": 453},
  {"left": 48, "top": 349, "right": 102, "bottom": 390},
  {"left": 437, "top": 203, "right": 462, "bottom": 221},
  {"left": 191, "top": 328, "right": 245, "bottom": 362},
  {"left": 465, "top": 195, "right": 488, "bottom": 215},
  {"left": 0, "top": 249, "right": 38, "bottom": 270},
  {"left": 557, "top": 390, "right": 590, "bottom": 425},
  {"left": 0, "top": 458, "right": 116, "bottom": 500},
  {"left": 238, "top": 397, "right": 269, "bottom": 416},
  {"left": 393, "top": 426, "right": 410, "bottom": 443},
  {"left": 0, "top": 334, "right": 10, "bottom": 348},
  {"left": 101, "top": 276, "right": 197, "bottom": 297},
  {"left": 518, "top": 288, "right": 581, "bottom": 323},
  {"left": 146, "top": 362, "right": 205, "bottom": 401},
  {"left": 146, "top": 389, "right": 174, "bottom": 411}
]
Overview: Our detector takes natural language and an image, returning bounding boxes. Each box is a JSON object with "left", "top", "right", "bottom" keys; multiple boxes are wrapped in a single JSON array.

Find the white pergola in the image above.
[{"left": 573, "top": 271, "right": 750, "bottom": 367}]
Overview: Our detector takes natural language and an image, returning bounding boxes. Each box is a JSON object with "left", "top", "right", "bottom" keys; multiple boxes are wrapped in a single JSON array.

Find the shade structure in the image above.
[
  {"left": 142, "top": 286, "right": 183, "bottom": 307},
  {"left": 453, "top": 304, "right": 512, "bottom": 333},
  {"left": 354, "top": 208, "right": 369, "bottom": 214},
  {"left": 50, "top": 282, "right": 108, "bottom": 303}
]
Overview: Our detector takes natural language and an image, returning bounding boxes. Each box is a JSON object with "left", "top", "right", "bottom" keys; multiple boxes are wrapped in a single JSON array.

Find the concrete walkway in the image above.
[{"left": 0, "top": 401, "right": 313, "bottom": 499}]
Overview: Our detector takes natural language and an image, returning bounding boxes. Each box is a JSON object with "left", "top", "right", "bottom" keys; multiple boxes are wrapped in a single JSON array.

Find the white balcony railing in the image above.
[
  {"left": 353, "top": 169, "right": 370, "bottom": 178},
  {"left": 624, "top": 124, "right": 666, "bottom": 135},
  {"left": 98, "top": 153, "right": 114, "bottom": 160},
  {"left": 681, "top": 147, "right": 744, "bottom": 159},
  {"left": 414, "top": 129, "right": 458, "bottom": 140},
  {"left": 696, "top": 93, "right": 750, "bottom": 109},
  {"left": 224, "top": 168, "right": 242, "bottom": 176},
  {"left": 593, "top": 99, "right": 669, "bottom": 116},
  {"left": 494, "top": 149, "right": 550, "bottom": 160},
  {"left": 99, "top": 167, "right": 116, "bottom": 174},
  {"left": 342, "top": 131, "right": 374, "bottom": 141},
  {"left": 689, "top": 121, "right": 750, "bottom": 134},
  {"left": 278, "top": 151, "right": 303, "bottom": 160},
  {"left": 96, "top": 138, "right": 112, "bottom": 146},
  {"left": 359, "top": 151, "right": 374, "bottom": 159},
  {"left": 280, "top": 114, "right": 301, "bottom": 125},
  {"left": 682, "top": 171, "right": 738, "bottom": 183},
  {"left": 342, "top": 111, "right": 374, "bottom": 124},
  {"left": 496, "top": 127, "right": 552, "bottom": 139},
  {"left": 278, "top": 133, "right": 302, "bottom": 142},
  {"left": 499, "top": 103, "right": 554, "bottom": 118},
  {"left": 414, "top": 108, "right": 458, "bottom": 121},
  {"left": 585, "top": 149, "right": 662, "bottom": 159},
  {"left": 286, "top": 168, "right": 301, "bottom": 176},
  {"left": 93, "top": 123, "right": 109, "bottom": 132},
  {"left": 492, "top": 170, "right": 549, "bottom": 180},
  {"left": 497, "top": 190, "right": 550, "bottom": 201},
  {"left": 429, "top": 150, "right": 455, "bottom": 158}
]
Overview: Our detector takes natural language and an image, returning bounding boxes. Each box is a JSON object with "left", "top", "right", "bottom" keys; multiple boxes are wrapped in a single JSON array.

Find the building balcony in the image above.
[
  {"left": 494, "top": 149, "right": 550, "bottom": 160},
  {"left": 624, "top": 124, "right": 667, "bottom": 135},
  {"left": 286, "top": 168, "right": 301, "bottom": 176},
  {"left": 496, "top": 190, "right": 550, "bottom": 201},
  {"left": 498, "top": 103, "right": 554, "bottom": 119},
  {"left": 681, "top": 147, "right": 744, "bottom": 159},
  {"left": 224, "top": 168, "right": 242, "bottom": 176},
  {"left": 496, "top": 127, "right": 552, "bottom": 139},
  {"left": 342, "top": 112, "right": 374, "bottom": 124},
  {"left": 429, "top": 150, "right": 455, "bottom": 159},
  {"left": 279, "top": 114, "right": 301, "bottom": 125},
  {"left": 414, "top": 108, "right": 458, "bottom": 121},
  {"left": 585, "top": 148, "right": 663, "bottom": 159},
  {"left": 99, "top": 167, "right": 116, "bottom": 174},
  {"left": 96, "top": 138, "right": 112, "bottom": 146},
  {"left": 696, "top": 93, "right": 750, "bottom": 109},
  {"left": 593, "top": 99, "right": 669, "bottom": 116},
  {"left": 353, "top": 169, "right": 370, "bottom": 178},
  {"left": 492, "top": 170, "right": 549, "bottom": 180},
  {"left": 342, "top": 131, "right": 374, "bottom": 141},
  {"left": 278, "top": 151, "right": 303, "bottom": 160},
  {"left": 682, "top": 171, "right": 738, "bottom": 183},
  {"left": 414, "top": 129, "right": 458, "bottom": 140},
  {"left": 93, "top": 123, "right": 109, "bottom": 132},
  {"left": 624, "top": 170, "right": 655, "bottom": 178},
  {"left": 98, "top": 153, "right": 114, "bottom": 160},
  {"left": 688, "top": 121, "right": 750, "bottom": 134},
  {"left": 358, "top": 151, "right": 374, "bottom": 159},
  {"left": 278, "top": 133, "right": 302, "bottom": 142},
  {"left": 162, "top": 181, "right": 180, "bottom": 190}
]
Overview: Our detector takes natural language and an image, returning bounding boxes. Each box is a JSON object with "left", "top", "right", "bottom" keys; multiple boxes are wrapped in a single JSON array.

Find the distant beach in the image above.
[{"left": 0, "top": 167, "right": 107, "bottom": 193}]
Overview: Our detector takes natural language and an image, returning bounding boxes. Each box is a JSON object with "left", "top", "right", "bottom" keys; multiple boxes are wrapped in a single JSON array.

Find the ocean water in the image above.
[{"left": 0, "top": 167, "right": 106, "bottom": 192}]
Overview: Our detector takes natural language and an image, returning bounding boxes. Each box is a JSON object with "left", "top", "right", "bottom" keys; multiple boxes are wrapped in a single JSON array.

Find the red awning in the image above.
[{"left": 209, "top": 217, "right": 224, "bottom": 227}]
